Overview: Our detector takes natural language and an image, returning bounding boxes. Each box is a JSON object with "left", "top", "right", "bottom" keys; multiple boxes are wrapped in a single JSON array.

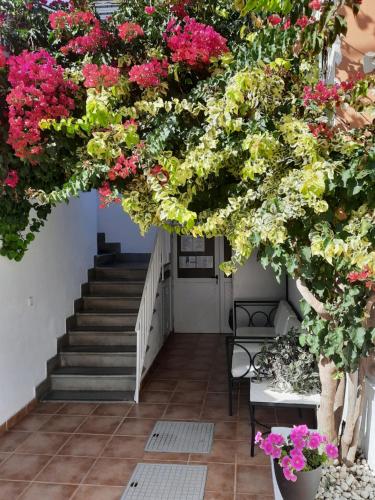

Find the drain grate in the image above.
[
  {"left": 144, "top": 421, "right": 214, "bottom": 454},
  {"left": 121, "top": 463, "right": 207, "bottom": 500}
]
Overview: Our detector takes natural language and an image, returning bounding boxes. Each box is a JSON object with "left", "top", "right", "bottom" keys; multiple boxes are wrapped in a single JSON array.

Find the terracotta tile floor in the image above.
[{"left": 0, "top": 333, "right": 315, "bottom": 499}]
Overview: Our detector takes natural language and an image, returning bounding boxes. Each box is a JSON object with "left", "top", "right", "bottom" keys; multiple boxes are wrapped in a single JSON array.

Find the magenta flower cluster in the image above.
[{"left": 255, "top": 425, "right": 338, "bottom": 482}]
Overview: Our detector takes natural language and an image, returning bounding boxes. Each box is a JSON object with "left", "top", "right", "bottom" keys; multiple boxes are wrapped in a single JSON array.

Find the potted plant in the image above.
[
  {"left": 256, "top": 329, "right": 321, "bottom": 394},
  {"left": 255, "top": 425, "right": 338, "bottom": 500}
]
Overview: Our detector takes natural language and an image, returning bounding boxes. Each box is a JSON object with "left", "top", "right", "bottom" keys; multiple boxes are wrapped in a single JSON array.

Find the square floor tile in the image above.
[
  {"left": 0, "top": 432, "right": 31, "bottom": 452},
  {"left": 0, "top": 480, "right": 30, "bottom": 500},
  {"left": 190, "top": 440, "right": 237, "bottom": 464},
  {"left": 163, "top": 404, "right": 202, "bottom": 421},
  {"left": 39, "top": 415, "right": 86, "bottom": 433},
  {"left": 127, "top": 404, "right": 167, "bottom": 419},
  {"left": 141, "top": 391, "right": 173, "bottom": 404},
  {"left": 20, "top": 482, "right": 77, "bottom": 499},
  {"left": 33, "top": 402, "right": 65, "bottom": 415},
  {"left": 171, "top": 391, "right": 206, "bottom": 405},
  {"left": 73, "top": 485, "right": 124, "bottom": 500},
  {"left": 76, "top": 416, "right": 123, "bottom": 435},
  {"left": 93, "top": 404, "right": 133, "bottom": 417},
  {"left": 0, "top": 454, "right": 51, "bottom": 481},
  {"left": 144, "top": 380, "right": 178, "bottom": 392},
  {"left": 83, "top": 458, "right": 137, "bottom": 486},
  {"left": 102, "top": 436, "right": 147, "bottom": 459},
  {"left": 13, "top": 414, "right": 51, "bottom": 432},
  {"left": 35, "top": 455, "right": 95, "bottom": 484},
  {"left": 16, "top": 432, "right": 68, "bottom": 454},
  {"left": 57, "top": 403, "right": 98, "bottom": 416},
  {"left": 204, "top": 463, "right": 235, "bottom": 493},
  {"left": 236, "top": 465, "right": 273, "bottom": 495},
  {"left": 116, "top": 419, "right": 157, "bottom": 437},
  {"left": 58, "top": 433, "right": 111, "bottom": 457}
]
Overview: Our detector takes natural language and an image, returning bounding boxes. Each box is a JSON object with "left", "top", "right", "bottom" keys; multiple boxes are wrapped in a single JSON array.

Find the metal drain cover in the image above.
[
  {"left": 121, "top": 463, "right": 207, "bottom": 500},
  {"left": 145, "top": 421, "right": 214, "bottom": 454}
]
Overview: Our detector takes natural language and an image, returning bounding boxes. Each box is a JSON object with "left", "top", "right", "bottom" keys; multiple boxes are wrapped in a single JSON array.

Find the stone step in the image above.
[
  {"left": 94, "top": 266, "right": 147, "bottom": 281},
  {"left": 44, "top": 390, "right": 134, "bottom": 402},
  {"left": 85, "top": 281, "right": 145, "bottom": 297},
  {"left": 51, "top": 367, "right": 136, "bottom": 391},
  {"left": 68, "top": 330, "right": 137, "bottom": 346},
  {"left": 75, "top": 312, "right": 138, "bottom": 328},
  {"left": 81, "top": 296, "right": 142, "bottom": 312},
  {"left": 60, "top": 346, "right": 136, "bottom": 367}
]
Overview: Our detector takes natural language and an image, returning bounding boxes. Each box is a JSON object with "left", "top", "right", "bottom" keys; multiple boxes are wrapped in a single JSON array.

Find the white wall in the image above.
[
  {"left": 233, "top": 252, "right": 286, "bottom": 300},
  {"left": 0, "top": 192, "right": 97, "bottom": 424},
  {"left": 98, "top": 201, "right": 156, "bottom": 253}
]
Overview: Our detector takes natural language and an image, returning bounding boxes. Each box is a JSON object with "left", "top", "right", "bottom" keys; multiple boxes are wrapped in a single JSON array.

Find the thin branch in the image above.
[{"left": 296, "top": 278, "right": 333, "bottom": 321}]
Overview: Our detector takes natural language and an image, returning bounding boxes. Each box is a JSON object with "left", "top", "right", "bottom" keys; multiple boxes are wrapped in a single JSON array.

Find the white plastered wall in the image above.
[
  {"left": 97, "top": 201, "right": 156, "bottom": 253},
  {"left": 0, "top": 192, "right": 97, "bottom": 424}
]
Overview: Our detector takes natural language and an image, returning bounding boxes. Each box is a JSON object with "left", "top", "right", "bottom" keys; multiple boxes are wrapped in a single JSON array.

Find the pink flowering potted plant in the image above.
[{"left": 256, "top": 425, "right": 338, "bottom": 500}]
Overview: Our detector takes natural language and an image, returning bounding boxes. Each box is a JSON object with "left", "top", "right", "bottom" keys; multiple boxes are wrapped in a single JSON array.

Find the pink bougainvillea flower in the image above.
[
  {"left": 123, "top": 118, "right": 138, "bottom": 129},
  {"left": 129, "top": 58, "right": 169, "bottom": 88},
  {"left": 6, "top": 50, "right": 77, "bottom": 161},
  {"left": 282, "top": 18, "right": 291, "bottom": 30},
  {"left": 82, "top": 63, "right": 120, "bottom": 89},
  {"left": 166, "top": 17, "right": 228, "bottom": 69},
  {"left": 296, "top": 15, "right": 313, "bottom": 29},
  {"left": 309, "top": 0, "right": 322, "bottom": 9},
  {"left": 118, "top": 22, "right": 144, "bottom": 42},
  {"left": 325, "top": 443, "right": 339, "bottom": 459},
  {"left": 108, "top": 154, "right": 139, "bottom": 181},
  {"left": 61, "top": 24, "right": 111, "bottom": 55},
  {"left": 268, "top": 14, "right": 282, "bottom": 26},
  {"left": 145, "top": 5, "right": 156, "bottom": 15},
  {"left": 4, "top": 170, "right": 19, "bottom": 188},
  {"left": 303, "top": 81, "right": 341, "bottom": 106},
  {"left": 150, "top": 165, "right": 169, "bottom": 185},
  {"left": 49, "top": 9, "right": 96, "bottom": 30},
  {"left": 0, "top": 45, "right": 7, "bottom": 68},
  {"left": 283, "top": 467, "right": 297, "bottom": 482},
  {"left": 170, "top": 0, "right": 190, "bottom": 18}
]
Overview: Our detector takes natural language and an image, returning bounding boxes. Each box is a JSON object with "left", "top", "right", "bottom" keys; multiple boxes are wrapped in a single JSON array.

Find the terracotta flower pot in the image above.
[{"left": 274, "top": 461, "right": 322, "bottom": 500}]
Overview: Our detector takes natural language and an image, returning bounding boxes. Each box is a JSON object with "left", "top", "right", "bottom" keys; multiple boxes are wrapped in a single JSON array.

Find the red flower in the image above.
[
  {"left": 118, "top": 22, "right": 144, "bottom": 42},
  {"left": 4, "top": 170, "right": 19, "bottom": 189},
  {"left": 268, "top": 15, "right": 282, "bottom": 26},
  {"left": 170, "top": 0, "right": 190, "bottom": 18},
  {"left": 296, "top": 16, "right": 313, "bottom": 29},
  {"left": 150, "top": 165, "right": 169, "bottom": 185},
  {"left": 308, "top": 123, "right": 333, "bottom": 140},
  {"left": 0, "top": 45, "right": 6, "bottom": 68},
  {"left": 348, "top": 266, "right": 374, "bottom": 290},
  {"left": 123, "top": 118, "right": 138, "bottom": 129},
  {"left": 108, "top": 154, "right": 139, "bottom": 181},
  {"left": 282, "top": 18, "right": 291, "bottom": 30},
  {"left": 49, "top": 10, "right": 97, "bottom": 30},
  {"left": 145, "top": 6, "right": 156, "bottom": 15},
  {"left": 61, "top": 24, "right": 111, "bottom": 55},
  {"left": 303, "top": 81, "right": 341, "bottom": 106},
  {"left": 129, "top": 58, "right": 169, "bottom": 88},
  {"left": 82, "top": 63, "right": 120, "bottom": 89},
  {"left": 309, "top": 0, "right": 322, "bottom": 9},
  {"left": 166, "top": 17, "right": 228, "bottom": 69}
]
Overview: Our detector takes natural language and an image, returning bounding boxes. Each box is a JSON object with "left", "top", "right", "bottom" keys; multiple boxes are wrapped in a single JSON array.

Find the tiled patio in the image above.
[{"left": 0, "top": 333, "right": 315, "bottom": 499}]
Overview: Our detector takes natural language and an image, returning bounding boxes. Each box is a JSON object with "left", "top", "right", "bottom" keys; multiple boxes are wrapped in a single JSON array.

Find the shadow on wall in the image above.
[{"left": 97, "top": 198, "right": 157, "bottom": 253}]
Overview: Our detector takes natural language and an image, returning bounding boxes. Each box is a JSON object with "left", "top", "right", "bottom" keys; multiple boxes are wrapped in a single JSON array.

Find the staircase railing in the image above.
[{"left": 134, "top": 229, "right": 169, "bottom": 402}]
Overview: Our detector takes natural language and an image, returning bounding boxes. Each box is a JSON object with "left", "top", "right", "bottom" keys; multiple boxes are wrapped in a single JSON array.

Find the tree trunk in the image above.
[
  {"left": 334, "top": 375, "right": 346, "bottom": 439},
  {"left": 318, "top": 356, "right": 339, "bottom": 443},
  {"left": 340, "top": 357, "right": 367, "bottom": 465}
]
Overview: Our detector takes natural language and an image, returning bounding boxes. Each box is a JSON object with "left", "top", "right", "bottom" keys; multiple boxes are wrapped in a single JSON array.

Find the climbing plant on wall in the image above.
[{"left": 0, "top": 0, "right": 374, "bottom": 462}]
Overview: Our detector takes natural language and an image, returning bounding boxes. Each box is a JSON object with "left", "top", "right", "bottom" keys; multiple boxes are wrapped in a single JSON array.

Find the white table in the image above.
[{"left": 249, "top": 380, "right": 320, "bottom": 456}]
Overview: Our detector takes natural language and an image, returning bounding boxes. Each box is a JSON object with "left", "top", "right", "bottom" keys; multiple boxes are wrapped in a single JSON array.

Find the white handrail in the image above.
[{"left": 134, "top": 230, "right": 169, "bottom": 402}]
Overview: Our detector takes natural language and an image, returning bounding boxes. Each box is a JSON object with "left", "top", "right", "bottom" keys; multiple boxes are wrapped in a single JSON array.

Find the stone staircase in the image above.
[{"left": 44, "top": 234, "right": 149, "bottom": 402}]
